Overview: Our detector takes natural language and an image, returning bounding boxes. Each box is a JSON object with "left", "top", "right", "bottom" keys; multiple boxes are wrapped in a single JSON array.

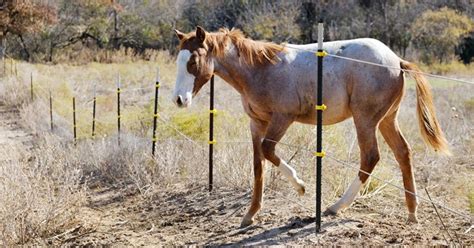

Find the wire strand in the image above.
[
  {"left": 261, "top": 138, "right": 472, "bottom": 221},
  {"left": 284, "top": 45, "right": 474, "bottom": 86}
]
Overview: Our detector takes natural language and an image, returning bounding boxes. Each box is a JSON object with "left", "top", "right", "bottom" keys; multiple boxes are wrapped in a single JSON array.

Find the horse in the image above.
[{"left": 171, "top": 26, "right": 450, "bottom": 227}]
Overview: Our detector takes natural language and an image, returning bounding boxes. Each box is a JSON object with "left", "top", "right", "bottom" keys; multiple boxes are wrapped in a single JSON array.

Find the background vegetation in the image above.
[
  {"left": 0, "top": 0, "right": 473, "bottom": 65},
  {"left": 0, "top": 53, "right": 472, "bottom": 245},
  {"left": 0, "top": 0, "right": 473, "bottom": 245}
]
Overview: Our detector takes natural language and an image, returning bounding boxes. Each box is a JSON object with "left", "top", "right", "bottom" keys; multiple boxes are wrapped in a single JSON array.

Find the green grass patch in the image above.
[{"left": 166, "top": 111, "right": 208, "bottom": 140}]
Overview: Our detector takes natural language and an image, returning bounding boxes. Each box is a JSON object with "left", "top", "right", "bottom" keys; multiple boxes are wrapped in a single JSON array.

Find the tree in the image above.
[
  {"left": 456, "top": 31, "right": 474, "bottom": 64},
  {"left": 40, "top": 0, "right": 118, "bottom": 62},
  {"left": 411, "top": 7, "right": 474, "bottom": 64},
  {"left": 237, "top": 1, "right": 301, "bottom": 43},
  {"left": 0, "top": 0, "right": 56, "bottom": 61}
]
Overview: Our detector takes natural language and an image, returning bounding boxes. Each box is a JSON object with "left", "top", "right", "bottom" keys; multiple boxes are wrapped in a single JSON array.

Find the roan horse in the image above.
[{"left": 172, "top": 26, "right": 450, "bottom": 227}]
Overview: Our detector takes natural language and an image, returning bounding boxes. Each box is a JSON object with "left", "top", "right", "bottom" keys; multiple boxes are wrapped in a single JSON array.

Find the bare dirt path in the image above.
[
  {"left": 62, "top": 184, "right": 473, "bottom": 246},
  {"left": 0, "top": 104, "right": 33, "bottom": 163}
]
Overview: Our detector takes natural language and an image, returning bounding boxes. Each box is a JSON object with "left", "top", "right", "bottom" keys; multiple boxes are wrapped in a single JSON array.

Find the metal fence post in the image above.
[
  {"left": 73, "top": 97, "right": 77, "bottom": 145},
  {"left": 117, "top": 74, "right": 121, "bottom": 146},
  {"left": 208, "top": 75, "right": 216, "bottom": 192},
  {"left": 92, "top": 83, "right": 97, "bottom": 138},
  {"left": 152, "top": 68, "right": 160, "bottom": 157},
  {"left": 315, "top": 19, "right": 326, "bottom": 233}
]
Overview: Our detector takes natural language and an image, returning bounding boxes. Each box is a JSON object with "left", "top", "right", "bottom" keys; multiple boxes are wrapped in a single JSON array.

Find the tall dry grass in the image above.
[{"left": 0, "top": 52, "right": 473, "bottom": 244}]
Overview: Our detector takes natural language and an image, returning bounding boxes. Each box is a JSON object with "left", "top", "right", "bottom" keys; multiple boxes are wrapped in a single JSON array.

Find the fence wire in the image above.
[
  {"left": 29, "top": 76, "right": 473, "bottom": 224},
  {"left": 15, "top": 47, "right": 473, "bottom": 233},
  {"left": 284, "top": 45, "right": 474, "bottom": 86}
]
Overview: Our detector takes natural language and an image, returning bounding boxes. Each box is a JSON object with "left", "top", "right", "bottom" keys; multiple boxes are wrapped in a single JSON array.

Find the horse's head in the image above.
[{"left": 173, "top": 26, "right": 214, "bottom": 108}]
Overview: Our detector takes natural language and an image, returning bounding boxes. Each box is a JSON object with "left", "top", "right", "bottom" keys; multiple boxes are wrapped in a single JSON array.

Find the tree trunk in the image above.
[
  {"left": 48, "top": 40, "right": 54, "bottom": 62},
  {"left": 18, "top": 34, "right": 31, "bottom": 61},
  {"left": 1, "top": 36, "right": 5, "bottom": 76},
  {"left": 112, "top": 9, "right": 119, "bottom": 49},
  {"left": 0, "top": 35, "right": 5, "bottom": 58}
]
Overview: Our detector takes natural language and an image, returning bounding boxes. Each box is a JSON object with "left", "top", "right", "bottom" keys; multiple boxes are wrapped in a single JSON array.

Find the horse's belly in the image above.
[{"left": 296, "top": 109, "right": 352, "bottom": 125}]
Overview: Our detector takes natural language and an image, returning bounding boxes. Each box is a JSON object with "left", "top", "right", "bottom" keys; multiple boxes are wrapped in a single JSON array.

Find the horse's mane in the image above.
[{"left": 206, "top": 28, "right": 285, "bottom": 66}]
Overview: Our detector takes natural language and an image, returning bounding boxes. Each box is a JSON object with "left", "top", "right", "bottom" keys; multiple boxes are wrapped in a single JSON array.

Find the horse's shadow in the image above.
[{"left": 205, "top": 216, "right": 342, "bottom": 246}]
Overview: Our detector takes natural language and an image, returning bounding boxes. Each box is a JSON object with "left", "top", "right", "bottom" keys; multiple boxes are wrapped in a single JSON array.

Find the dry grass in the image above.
[
  {"left": 419, "top": 60, "right": 474, "bottom": 77},
  {"left": 0, "top": 53, "right": 473, "bottom": 245}
]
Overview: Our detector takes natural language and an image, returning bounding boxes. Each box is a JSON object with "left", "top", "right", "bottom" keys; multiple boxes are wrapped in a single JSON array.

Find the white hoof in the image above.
[
  {"left": 324, "top": 205, "right": 339, "bottom": 216},
  {"left": 295, "top": 180, "right": 305, "bottom": 196}
]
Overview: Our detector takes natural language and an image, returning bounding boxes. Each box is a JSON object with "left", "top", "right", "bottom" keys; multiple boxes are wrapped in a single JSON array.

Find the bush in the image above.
[{"left": 411, "top": 7, "right": 474, "bottom": 64}]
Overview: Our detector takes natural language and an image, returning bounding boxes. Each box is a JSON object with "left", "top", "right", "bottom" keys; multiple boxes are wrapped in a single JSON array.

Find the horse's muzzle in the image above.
[
  {"left": 174, "top": 94, "right": 191, "bottom": 108},
  {"left": 176, "top": 95, "right": 184, "bottom": 107}
]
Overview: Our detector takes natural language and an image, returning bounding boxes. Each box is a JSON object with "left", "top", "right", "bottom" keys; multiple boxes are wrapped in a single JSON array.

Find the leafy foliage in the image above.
[
  {"left": 0, "top": 0, "right": 56, "bottom": 37},
  {"left": 411, "top": 7, "right": 474, "bottom": 64},
  {"left": 1, "top": 1, "right": 473, "bottom": 64}
]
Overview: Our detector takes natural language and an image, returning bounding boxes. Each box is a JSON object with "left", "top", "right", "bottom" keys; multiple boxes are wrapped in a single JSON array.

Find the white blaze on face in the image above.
[{"left": 173, "top": 50, "right": 195, "bottom": 107}]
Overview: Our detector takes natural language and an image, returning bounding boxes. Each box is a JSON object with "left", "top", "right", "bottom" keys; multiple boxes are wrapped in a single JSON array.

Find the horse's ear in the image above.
[
  {"left": 196, "top": 26, "right": 206, "bottom": 43},
  {"left": 175, "top": 29, "right": 185, "bottom": 41}
]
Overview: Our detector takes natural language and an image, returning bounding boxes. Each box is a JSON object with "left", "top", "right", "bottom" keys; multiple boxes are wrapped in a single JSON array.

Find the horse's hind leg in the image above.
[
  {"left": 379, "top": 112, "right": 418, "bottom": 223},
  {"left": 326, "top": 117, "right": 380, "bottom": 215}
]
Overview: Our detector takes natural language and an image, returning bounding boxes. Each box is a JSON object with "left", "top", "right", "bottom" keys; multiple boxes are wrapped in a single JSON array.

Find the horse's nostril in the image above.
[{"left": 176, "top": 96, "right": 183, "bottom": 106}]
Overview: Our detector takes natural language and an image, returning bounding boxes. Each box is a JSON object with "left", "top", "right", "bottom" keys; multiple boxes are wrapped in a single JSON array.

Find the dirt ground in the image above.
[
  {"left": 1, "top": 104, "right": 473, "bottom": 246},
  {"left": 51, "top": 184, "right": 471, "bottom": 246},
  {"left": 0, "top": 105, "right": 33, "bottom": 162}
]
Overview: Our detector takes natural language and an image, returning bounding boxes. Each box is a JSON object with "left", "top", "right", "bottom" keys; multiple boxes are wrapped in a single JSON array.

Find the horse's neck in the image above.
[{"left": 213, "top": 53, "right": 254, "bottom": 94}]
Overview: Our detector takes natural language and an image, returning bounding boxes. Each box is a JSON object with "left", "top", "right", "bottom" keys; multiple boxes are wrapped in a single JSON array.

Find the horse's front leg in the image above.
[
  {"left": 241, "top": 119, "right": 268, "bottom": 227},
  {"left": 262, "top": 114, "right": 305, "bottom": 195}
]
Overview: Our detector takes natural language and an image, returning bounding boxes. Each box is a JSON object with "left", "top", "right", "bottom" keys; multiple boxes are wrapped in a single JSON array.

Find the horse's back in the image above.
[
  {"left": 327, "top": 39, "right": 405, "bottom": 120},
  {"left": 282, "top": 38, "right": 404, "bottom": 125},
  {"left": 286, "top": 38, "right": 400, "bottom": 66}
]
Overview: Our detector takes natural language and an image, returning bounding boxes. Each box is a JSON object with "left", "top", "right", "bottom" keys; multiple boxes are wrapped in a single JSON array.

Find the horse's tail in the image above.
[{"left": 400, "top": 60, "right": 451, "bottom": 156}]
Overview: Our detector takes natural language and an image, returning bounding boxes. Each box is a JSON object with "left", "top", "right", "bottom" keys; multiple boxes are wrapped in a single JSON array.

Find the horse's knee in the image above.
[
  {"left": 358, "top": 149, "right": 380, "bottom": 182},
  {"left": 370, "top": 150, "right": 381, "bottom": 166},
  {"left": 261, "top": 140, "right": 276, "bottom": 162}
]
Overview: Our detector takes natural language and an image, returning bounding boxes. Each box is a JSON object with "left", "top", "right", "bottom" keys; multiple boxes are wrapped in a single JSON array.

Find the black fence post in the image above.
[
  {"left": 152, "top": 69, "right": 160, "bottom": 157},
  {"left": 73, "top": 97, "right": 77, "bottom": 145},
  {"left": 315, "top": 20, "right": 326, "bottom": 233},
  {"left": 208, "top": 75, "right": 216, "bottom": 192},
  {"left": 117, "top": 74, "right": 121, "bottom": 146},
  {"left": 92, "top": 84, "right": 96, "bottom": 138}
]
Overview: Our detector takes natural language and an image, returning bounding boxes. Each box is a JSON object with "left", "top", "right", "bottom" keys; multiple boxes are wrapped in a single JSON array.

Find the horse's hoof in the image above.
[
  {"left": 407, "top": 213, "right": 418, "bottom": 224},
  {"left": 296, "top": 181, "right": 305, "bottom": 196},
  {"left": 323, "top": 207, "right": 338, "bottom": 216},
  {"left": 240, "top": 217, "right": 254, "bottom": 228}
]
